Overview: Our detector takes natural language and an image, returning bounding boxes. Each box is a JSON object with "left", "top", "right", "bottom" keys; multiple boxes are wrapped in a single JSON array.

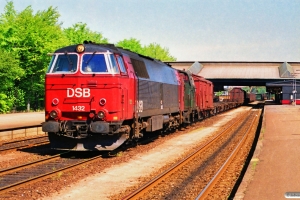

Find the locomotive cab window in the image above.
[
  {"left": 108, "top": 54, "right": 120, "bottom": 74},
  {"left": 116, "top": 55, "right": 127, "bottom": 74},
  {"left": 48, "top": 54, "right": 78, "bottom": 73},
  {"left": 81, "top": 54, "right": 108, "bottom": 73},
  {"left": 46, "top": 56, "right": 55, "bottom": 73}
]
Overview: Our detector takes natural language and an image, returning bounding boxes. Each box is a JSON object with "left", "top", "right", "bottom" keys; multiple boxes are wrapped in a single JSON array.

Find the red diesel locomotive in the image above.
[{"left": 42, "top": 42, "right": 241, "bottom": 151}]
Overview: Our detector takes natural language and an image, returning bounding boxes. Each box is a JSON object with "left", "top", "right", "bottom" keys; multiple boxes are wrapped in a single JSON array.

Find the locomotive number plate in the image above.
[{"left": 72, "top": 106, "right": 85, "bottom": 111}]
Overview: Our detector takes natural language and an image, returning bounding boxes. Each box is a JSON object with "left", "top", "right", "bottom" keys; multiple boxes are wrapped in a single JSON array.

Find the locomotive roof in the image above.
[
  {"left": 53, "top": 42, "right": 169, "bottom": 67},
  {"left": 54, "top": 43, "right": 120, "bottom": 54}
]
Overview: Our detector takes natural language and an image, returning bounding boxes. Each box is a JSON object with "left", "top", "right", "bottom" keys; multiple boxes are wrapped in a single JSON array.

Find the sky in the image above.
[{"left": 0, "top": 0, "right": 299, "bottom": 62}]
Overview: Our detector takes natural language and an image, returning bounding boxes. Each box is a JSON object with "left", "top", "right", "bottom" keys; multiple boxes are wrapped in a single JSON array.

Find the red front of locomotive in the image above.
[{"left": 42, "top": 44, "right": 136, "bottom": 150}]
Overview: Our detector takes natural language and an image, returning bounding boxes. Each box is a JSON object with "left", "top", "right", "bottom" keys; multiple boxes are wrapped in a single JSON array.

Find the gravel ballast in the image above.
[{"left": 40, "top": 107, "right": 251, "bottom": 200}]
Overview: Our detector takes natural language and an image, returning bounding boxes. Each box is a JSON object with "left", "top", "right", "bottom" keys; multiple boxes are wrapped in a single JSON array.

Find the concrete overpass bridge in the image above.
[{"left": 167, "top": 61, "right": 300, "bottom": 104}]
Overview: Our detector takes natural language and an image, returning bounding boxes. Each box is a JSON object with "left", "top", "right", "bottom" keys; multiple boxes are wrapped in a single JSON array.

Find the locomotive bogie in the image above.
[
  {"left": 47, "top": 131, "right": 129, "bottom": 151},
  {"left": 145, "top": 114, "right": 180, "bottom": 132}
]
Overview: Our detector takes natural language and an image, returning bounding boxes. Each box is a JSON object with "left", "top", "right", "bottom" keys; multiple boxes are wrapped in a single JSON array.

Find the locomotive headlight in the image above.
[
  {"left": 76, "top": 44, "right": 85, "bottom": 53},
  {"left": 52, "top": 98, "right": 59, "bottom": 106},
  {"left": 97, "top": 111, "right": 105, "bottom": 119},
  {"left": 50, "top": 110, "right": 59, "bottom": 119},
  {"left": 99, "top": 98, "right": 106, "bottom": 106}
]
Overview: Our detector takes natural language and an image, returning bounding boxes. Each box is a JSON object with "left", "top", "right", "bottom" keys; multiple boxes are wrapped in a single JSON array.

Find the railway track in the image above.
[
  {"left": 0, "top": 135, "right": 49, "bottom": 152},
  {"left": 0, "top": 151, "right": 102, "bottom": 196},
  {"left": 121, "top": 108, "right": 261, "bottom": 199},
  {"left": 0, "top": 107, "right": 261, "bottom": 199},
  {"left": 196, "top": 110, "right": 259, "bottom": 199}
]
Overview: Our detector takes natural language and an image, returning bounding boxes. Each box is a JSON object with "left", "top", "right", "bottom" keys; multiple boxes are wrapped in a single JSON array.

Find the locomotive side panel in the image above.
[{"left": 133, "top": 58, "right": 180, "bottom": 118}]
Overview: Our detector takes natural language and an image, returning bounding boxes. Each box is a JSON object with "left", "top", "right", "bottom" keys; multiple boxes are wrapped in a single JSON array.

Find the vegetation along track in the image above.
[
  {"left": 0, "top": 151, "right": 102, "bottom": 196},
  {"left": 121, "top": 108, "right": 261, "bottom": 200}
]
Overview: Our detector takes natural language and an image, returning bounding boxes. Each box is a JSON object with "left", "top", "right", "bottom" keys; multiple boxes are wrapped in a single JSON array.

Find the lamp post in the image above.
[
  {"left": 295, "top": 78, "right": 297, "bottom": 106},
  {"left": 291, "top": 72, "right": 299, "bottom": 106},
  {"left": 292, "top": 88, "right": 296, "bottom": 106}
]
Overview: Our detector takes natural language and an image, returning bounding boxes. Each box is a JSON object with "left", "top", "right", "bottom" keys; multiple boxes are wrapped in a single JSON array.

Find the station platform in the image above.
[
  {"left": 0, "top": 112, "right": 45, "bottom": 130},
  {"left": 235, "top": 105, "right": 300, "bottom": 200}
]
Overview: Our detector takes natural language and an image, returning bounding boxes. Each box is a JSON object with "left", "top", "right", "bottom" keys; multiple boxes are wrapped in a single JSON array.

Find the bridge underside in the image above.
[
  {"left": 167, "top": 61, "right": 300, "bottom": 104},
  {"left": 209, "top": 78, "right": 284, "bottom": 92}
]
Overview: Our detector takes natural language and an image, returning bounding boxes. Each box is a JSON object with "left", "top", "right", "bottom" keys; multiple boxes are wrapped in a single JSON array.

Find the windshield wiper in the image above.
[
  {"left": 64, "top": 51, "right": 73, "bottom": 71},
  {"left": 85, "top": 51, "right": 97, "bottom": 65}
]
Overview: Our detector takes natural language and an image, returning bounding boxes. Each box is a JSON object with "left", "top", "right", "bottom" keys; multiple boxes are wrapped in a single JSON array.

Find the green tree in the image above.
[
  {"left": 0, "top": 49, "right": 25, "bottom": 112},
  {"left": 256, "top": 86, "right": 266, "bottom": 94},
  {"left": 116, "top": 38, "right": 144, "bottom": 54},
  {"left": 64, "top": 22, "right": 108, "bottom": 45},
  {"left": 0, "top": 2, "right": 176, "bottom": 112},
  {"left": 0, "top": 1, "right": 67, "bottom": 111},
  {"left": 0, "top": 94, "right": 11, "bottom": 113},
  {"left": 117, "top": 38, "right": 176, "bottom": 61},
  {"left": 144, "top": 43, "right": 176, "bottom": 61},
  {"left": 242, "top": 86, "right": 250, "bottom": 92}
]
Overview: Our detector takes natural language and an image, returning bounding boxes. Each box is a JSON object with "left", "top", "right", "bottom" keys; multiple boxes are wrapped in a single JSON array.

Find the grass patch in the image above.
[
  {"left": 116, "top": 152, "right": 123, "bottom": 157},
  {"left": 52, "top": 171, "right": 63, "bottom": 180},
  {"left": 251, "top": 158, "right": 259, "bottom": 170},
  {"left": 259, "top": 127, "right": 265, "bottom": 140}
]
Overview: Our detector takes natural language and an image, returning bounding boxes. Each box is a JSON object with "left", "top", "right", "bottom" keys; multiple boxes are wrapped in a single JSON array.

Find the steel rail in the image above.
[
  {"left": 0, "top": 153, "right": 102, "bottom": 195},
  {"left": 0, "top": 135, "right": 49, "bottom": 152},
  {"left": 195, "top": 111, "right": 258, "bottom": 199},
  {"left": 122, "top": 111, "right": 250, "bottom": 200},
  {"left": 0, "top": 152, "right": 68, "bottom": 174},
  {"left": 0, "top": 135, "right": 47, "bottom": 145}
]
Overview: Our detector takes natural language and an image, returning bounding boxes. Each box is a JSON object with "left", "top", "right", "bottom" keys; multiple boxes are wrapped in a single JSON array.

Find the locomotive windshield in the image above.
[
  {"left": 47, "top": 54, "right": 78, "bottom": 73},
  {"left": 81, "top": 54, "right": 107, "bottom": 73},
  {"left": 47, "top": 52, "right": 122, "bottom": 74},
  {"left": 81, "top": 53, "right": 120, "bottom": 74}
]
